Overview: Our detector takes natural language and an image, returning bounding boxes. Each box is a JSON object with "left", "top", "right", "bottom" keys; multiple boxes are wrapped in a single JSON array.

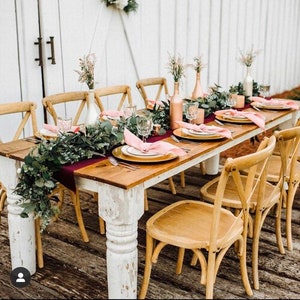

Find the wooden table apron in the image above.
[{"left": 0, "top": 107, "right": 298, "bottom": 298}]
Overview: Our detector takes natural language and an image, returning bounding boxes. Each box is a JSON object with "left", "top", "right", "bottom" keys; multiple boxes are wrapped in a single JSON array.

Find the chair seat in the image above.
[
  {"left": 201, "top": 175, "right": 281, "bottom": 210},
  {"left": 266, "top": 153, "right": 300, "bottom": 183},
  {"left": 147, "top": 200, "right": 243, "bottom": 250}
]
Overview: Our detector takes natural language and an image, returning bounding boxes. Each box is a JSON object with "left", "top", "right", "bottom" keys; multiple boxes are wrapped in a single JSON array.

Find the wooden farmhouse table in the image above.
[{"left": 0, "top": 105, "right": 299, "bottom": 299}]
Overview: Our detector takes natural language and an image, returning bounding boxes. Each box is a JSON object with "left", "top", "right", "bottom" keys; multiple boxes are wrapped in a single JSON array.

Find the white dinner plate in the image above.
[
  {"left": 187, "top": 129, "right": 216, "bottom": 136},
  {"left": 222, "top": 114, "right": 247, "bottom": 120},
  {"left": 121, "top": 145, "right": 162, "bottom": 157}
]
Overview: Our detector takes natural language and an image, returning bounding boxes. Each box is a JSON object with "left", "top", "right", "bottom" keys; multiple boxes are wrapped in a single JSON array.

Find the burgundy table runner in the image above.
[{"left": 54, "top": 105, "right": 251, "bottom": 192}]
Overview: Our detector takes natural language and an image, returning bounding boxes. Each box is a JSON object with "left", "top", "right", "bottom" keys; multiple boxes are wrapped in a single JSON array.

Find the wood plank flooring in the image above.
[{"left": 0, "top": 164, "right": 300, "bottom": 299}]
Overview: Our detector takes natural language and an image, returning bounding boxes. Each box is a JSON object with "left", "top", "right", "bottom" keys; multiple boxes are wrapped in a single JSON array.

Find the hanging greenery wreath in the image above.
[{"left": 102, "top": 0, "right": 138, "bottom": 14}]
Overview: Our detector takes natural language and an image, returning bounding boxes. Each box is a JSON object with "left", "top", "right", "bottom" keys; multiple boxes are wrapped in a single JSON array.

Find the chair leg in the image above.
[
  {"left": 35, "top": 218, "right": 44, "bottom": 268},
  {"left": 144, "top": 190, "right": 149, "bottom": 211},
  {"left": 175, "top": 247, "right": 185, "bottom": 274},
  {"left": 70, "top": 189, "right": 89, "bottom": 242},
  {"left": 138, "top": 234, "right": 154, "bottom": 299},
  {"left": 99, "top": 217, "right": 106, "bottom": 235},
  {"left": 275, "top": 201, "right": 285, "bottom": 254},
  {"left": 200, "top": 162, "right": 206, "bottom": 175},
  {"left": 239, "top": 238, "right": 253, "bottom": 296},
  {"left": 168, "top": 177, "right": 176, "bottom": 195},
  {"left": 252, "top": 212, "right": 262, "bottom": 290},
  {"left": 286, "top": 186, "right": 298, "bottom": 251},
  {"left": 180, "top": 171, "right": 185, "bottom": 188}
]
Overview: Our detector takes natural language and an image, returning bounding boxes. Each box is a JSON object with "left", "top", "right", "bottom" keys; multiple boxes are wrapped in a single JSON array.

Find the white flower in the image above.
[
  {"left": 74, "top": 53, "right": 96, "bottom": 90},
  {"left": 238, "top": 46, "right": 261, "bottom": 67},
  {"left": 166, "top": 53, "right": 185, "bottom": 83}
]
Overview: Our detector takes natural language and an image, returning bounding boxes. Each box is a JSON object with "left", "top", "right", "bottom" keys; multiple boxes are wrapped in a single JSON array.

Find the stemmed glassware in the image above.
[
  {"left": 259, "top": 85, "right": 271, "bottom": 98},
  {"left": 226, "top": 94, "right": 237, "bottom": 109},
  {"left": 136, "top": 113, "right": 153, "bottom": 142},
  {"left": 185, "top": 101, "right": 199, "bottom": 123}
]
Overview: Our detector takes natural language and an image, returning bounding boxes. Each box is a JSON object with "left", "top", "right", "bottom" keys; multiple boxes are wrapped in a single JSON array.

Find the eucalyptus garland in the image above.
[
  {"left": 14, "top": 120, "right": 126, "bottom": 230},
  {"left": 187, "top": 83, "right": 228, "bottom": 117},
  {"left": 13, "top": 109, "right": 169, "bottom": 231}
]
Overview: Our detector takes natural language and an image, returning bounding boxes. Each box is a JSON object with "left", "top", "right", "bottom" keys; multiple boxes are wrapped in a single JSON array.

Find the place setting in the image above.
[
  {"left": 249, "top": 96, "right": 299, "bottom": 110},
  {"left": 214, "top": 95, "right": 266, "bottom": 130},
  {"left": 36, "top": 117, "right": 82, "bottom": 140},
  {"left": 171, "top": 101, "right": 232, "bottom": 141},
  {"left": 112, "top": 118, "right": 187, "bottom": 163}
]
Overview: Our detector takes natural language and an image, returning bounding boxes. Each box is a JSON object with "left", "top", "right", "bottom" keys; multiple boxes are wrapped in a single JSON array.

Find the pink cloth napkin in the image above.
[
  {"left": 214, "top": 109, "right": 266, "bottom": 130},
  {"left": 176, "top": 121, "right": 232, "bottom": 139},
  {"left": 100, "top": 110, "right": 125, "bottom": 118},
  {"left": 43, "top": 124, "right": 80, "bottom": 133},
  {"left": 146, "top": 99, "right": 165, "bottom": 110},
  {"left": 124, "top": 128, "right": 186, "bottom": 156},
  {"left": 250, "top": 96, "right": 299, "bottom": 109}
]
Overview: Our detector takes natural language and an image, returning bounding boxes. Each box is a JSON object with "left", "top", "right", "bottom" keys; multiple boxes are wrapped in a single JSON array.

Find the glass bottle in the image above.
[{"left": 169, "top": 82, "right": 183, "bottom": 130}]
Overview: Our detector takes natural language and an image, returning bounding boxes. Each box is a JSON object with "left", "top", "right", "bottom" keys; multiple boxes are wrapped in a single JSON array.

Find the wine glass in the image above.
[
  {"left": 124, "top": 105, "right": 137, "bottom": 118},
  {"left": 226, "top": 94, "right": 237, "bottom": 109},
  {"left": 136, "top": 114, "right": 153, "bottom": 142},
  {"left": 259, "top": 85, "right": 271, "bottom": 98},
  {"left": 185, "top": 101, "right": 199, "bottom": 123}
]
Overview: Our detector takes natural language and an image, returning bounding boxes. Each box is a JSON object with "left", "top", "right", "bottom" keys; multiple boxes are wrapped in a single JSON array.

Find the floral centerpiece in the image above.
[
  {"left": 166, "top": 53, "right": 185, "bottom": 130},
  {"left": 190, "top": 55, "right": 206, "bottom": 99},
  {"left": 238, "top": 46, "right": 261, "bottom": 67},
  {"left": 238, "top": 46, "right": 261, "bottom": 97},
  {"left": 166, "top": 53, "right": 185, "bottom": 83},
  {"left": 191, "top": 84, "right": 228, "bottom": 117},
  {"left": 74, "top": 53, "right": 96, "bottom": 90},
  {"left": 102, "top": 0, "right": 138, "bottom": 14},
  {"left": 191, "top": 55, "right": 206, "bottom": 73},
  {"left": 74, "top": 53, "right": 99, "bottom": 125}
]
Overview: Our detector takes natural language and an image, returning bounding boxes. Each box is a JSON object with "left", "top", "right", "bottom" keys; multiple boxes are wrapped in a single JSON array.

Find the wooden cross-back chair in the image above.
[
  {"left": 42, "top": 91, "right": 105, "bottom": 243},
  {"left": 42, "top": 91, "right": 92, "bottom": 125},
  {"left": 139, "top": 136, "right": 276, "bottom": 299},
  {"left": 136, "top": 77, "right": 169, "bottom": 107},
  {"left": 260, "top": 125, "right": 300, "bottom": 253},
  {"left": 94, "top": 85, "right": 133, "bottom": 112},
  {"left": 200, "top": 134, "right": 284, "bottom": 290},
  {"left": 0, "top": 101, "right": 38, "bottom": 141}
]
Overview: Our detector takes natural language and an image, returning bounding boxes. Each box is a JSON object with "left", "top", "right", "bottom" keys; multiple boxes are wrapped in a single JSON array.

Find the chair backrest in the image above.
[
  {"left": 136, "top": 77, "right": 169, "bottom": 107},
  {"left": 210, "top": 135, "right": 276, "bottom": 250},
  {"left": 94, "top": 85, "right": 133, "bottom": 112},
  {"left": 0, "top": 101, "right": 38, "bottom": 142},
  {"left": 274, "top": 126, "right": 300, "bottom": 184},
  {"left": 43, "top": 91, "right": 91, "bottom": 126}
]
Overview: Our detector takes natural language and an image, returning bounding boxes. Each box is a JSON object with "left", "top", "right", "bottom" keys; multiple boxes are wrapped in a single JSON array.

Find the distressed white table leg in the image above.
[
  {"left": 204, "top": 155, "right": 220, "bottom": 175},
  {"left": 0, "top": 157, "right": 36, "bottom": 274},
  {"left": 98, "top": 182, "right": 144, "bottom": 299},
  {"left": 7, "top": 188, "right": 36, "bottom": 275}
]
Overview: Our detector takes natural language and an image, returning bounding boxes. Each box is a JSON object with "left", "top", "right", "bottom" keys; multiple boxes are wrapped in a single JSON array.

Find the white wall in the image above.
[{"left": 0, "top": 0, "right": 300, "bottom": 139}]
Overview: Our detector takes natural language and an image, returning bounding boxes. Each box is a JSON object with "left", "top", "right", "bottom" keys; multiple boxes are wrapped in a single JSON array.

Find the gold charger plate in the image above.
[
  {"left": 251, "top": 102, "right": 292, "bottom": 110},
  {"left": 173, "top": 128, "right": 224, "bottom": 140},
  {"left": 112, "top": 146, "right": 178, "bottom": 163},
  {"left": 215, "top": 114, "right": 253, "bottom": 124}
]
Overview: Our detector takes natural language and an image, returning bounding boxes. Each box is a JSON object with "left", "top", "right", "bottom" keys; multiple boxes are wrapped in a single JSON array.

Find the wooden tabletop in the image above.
[
  {"left": 74, "top": 108, "right": 296, "bottom": 190},
  {"left": 0, "top": 108, "right": 296, "bottom": 190}
]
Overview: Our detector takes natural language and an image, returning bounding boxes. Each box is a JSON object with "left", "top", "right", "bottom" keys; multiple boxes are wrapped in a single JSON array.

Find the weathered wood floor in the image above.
[{"left": 0, "top": 164, "right": 300, "bottom": 299}]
